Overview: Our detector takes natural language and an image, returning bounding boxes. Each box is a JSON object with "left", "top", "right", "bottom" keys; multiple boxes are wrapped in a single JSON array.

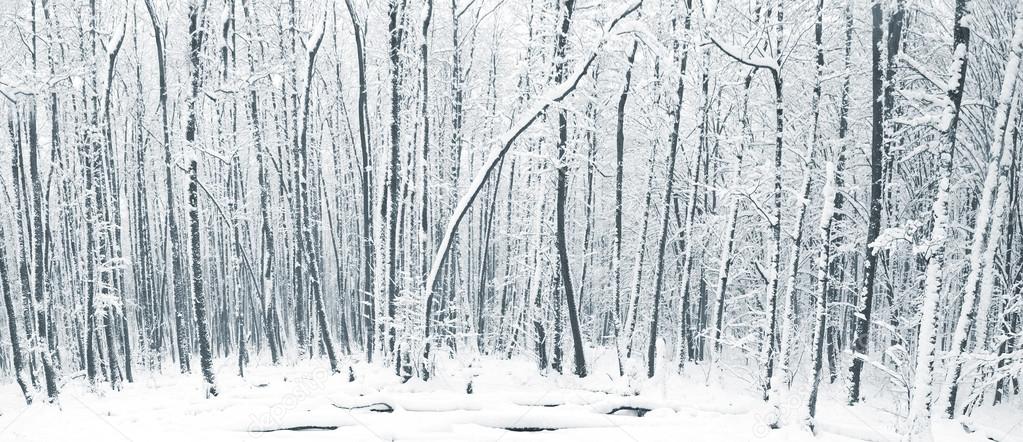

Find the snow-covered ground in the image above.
[{"left": 0, "top": 350, "right": 1018, "bottom": 441}]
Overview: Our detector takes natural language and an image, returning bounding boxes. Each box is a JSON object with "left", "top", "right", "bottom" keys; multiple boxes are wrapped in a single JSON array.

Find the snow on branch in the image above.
[
  {"left": 423, "top": 0, "right": 643, "bottom": 297},
  {"left": 900, "top": 53, "right": 948, "bottom": 91},
  {"left": 707, "top": 37, "right": 779, "bottom": 73}
]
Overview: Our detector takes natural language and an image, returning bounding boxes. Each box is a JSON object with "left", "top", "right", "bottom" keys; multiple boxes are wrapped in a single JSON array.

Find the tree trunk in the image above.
[
  {"left": 297, "top": 26, "right": 339, "bottom": 373},
  {"left": 186, "top": 1, "right": 217, "bottom": 397},
  {"left": 807, "top": 162, "right": 837, "bottom": 432},
  {"left": 144, "top": 0, "right": 191, "bottom": 373},
  {"left": 647, "top": 2, "right": 693, "bottom": 378},
  {"left": 550, "top": 0, "right": 587, "bottom": 378},
  {"left": 613, "top": 41, "right": 639, "bottom": 374},
  {"left": 342, "top": 0, "right": 376, "bottom": 363},
  {"left": 849, "top": 0, "right": 887, "bottom": 404},
  {"left": 386, "top": 0, "right": 407, "bottom": 360},
  {"left": 0, "top": 224, "right": 32, "bottom": 403},
  {"left": 189, "top": 160, "right": 218, "bottom": 397},
  {"left": 907, "top": 4, "right": 970, "bottom": 435}
]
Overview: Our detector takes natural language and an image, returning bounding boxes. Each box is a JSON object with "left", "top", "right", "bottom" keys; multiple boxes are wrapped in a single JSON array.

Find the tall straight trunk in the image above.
[
  {"left": 762, "top": 1, "right": 786, "bottom": 402},
  {"left": 624, "top": 142, "right": 659, "bottom": 359},
  {"left": 712, "top": 2, "right": 785, "bottom": 400},
  {"left": 713, "top": 71, "right": 753, "bottom": 358},
  {"left": 807, "top": 161, "right": 837, "bottom": 432},
  {"left": 676, "top": 56, "right": 709, "bottom": 368},
  {"left": 849, "top": 0, "right": 887, "bottom": 404},
  {"left": 552, "top": 269, "right": 565, "bottom": 374},
  {"left": 476, "top": 159, "right": 503, "bottom": 353},
  {"left": 188, "top": 160, "right": 218, "bottom": 397},
  {"left": 131, "top": 12, "right": 159, "bottom": 366},
  {"left": 324, "top": 179, "right": 353, "bottom": 356},
  {"left": 907, "top": 3, "right": 970, "bottom": 435},
  {"left": 880, "top": 0, "right": 905, "bottom": 350},
  {"left": 775, "top": 162, "right": 811, "bottom": 388},
  {"left": 77, "top": 106, "right": 97, "bottom": 384},
  {"left": 43, "top": 0, "right": 70, "bottom": 376},
  {"left": 103, "top": 32, "right": 133, "bottom": 386},
  {"left": 828, "top": 0, "right": 854, "bottom": 385},
  {"left": 577, "top": 99, "right": 597, "bottom": 319},
  {"left": 495, "top": 160, "right": 517, "bottom": 354},
  {"left": 327, "top": 12, "right": 360, "bottom": 352},
  {"left": 647, "top": 2, "right": 693, "bottom": 378},
  {"left": 144, "top": 0, "right": 190, "bottom": 373},
  {"left": 550, "top": 0, "right": 587, "bottom": 377},
  {"left": 530, "top": 195, "right": 549, "bottom": 371},
  {"left": 0, "top": 224, "right": 32, "bottom": 403},
  {"left": 231, "top": 162, "right": 248, "bottom": 377},
  {"left": 343, "top": 0, "right": 375, "bottom": 362},
  {"left": 613, "top": 42, "right": 639, "bottom": 367},
  {"left": 290, "top": 3, "right": 309, "bottom": 358},
  {"left": 297, "top": 27, "right": 338, "bottom": 373},
  {"left": 436, "top": 0, "right": 468, "bottom": 360},
  {"left": 223, "top": 0, "right": 246, "bottom": 378},
  {"left": 25, "top": 3, "right": 60, "bottom": 398},
  {"left": 267, "top": 28, "right": 294, "bottom": 358},
  {"left": 419, "top": 0, "right": 435, "bottom": 284},
  {"left": 241, "top": 0, "right": 281, "bottom": 364},
  {"left": 994, "top": 134, "right": 1019, "bottom": 405},
  {"left": 185, "top": 0, "right": 217, "bottom": 397},
  {"left": 713, "top": 193, "right": 739, "bottom": 357},
  {"left": 9, "top": 117, "right": 36, "bottom": 391},
  {"left": 386, "top": 0, "right": 408, "bottom": 359},
  {"left": 805, "top": 0, "right": 829, "bottom": 429},
  {"left": 24, "top": 106, "right": 59, "bottom": 398},
  {"left": 98, "top": 16, "right": 127, "bottom": 391},
  {"left": 777, "top": 0, "right": 825, "bottom": 389}
]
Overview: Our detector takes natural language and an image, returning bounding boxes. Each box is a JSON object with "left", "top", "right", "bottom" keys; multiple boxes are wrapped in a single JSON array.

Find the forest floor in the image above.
[{"left": 0, "top": 349, "right": 1018, "bottom": 441}]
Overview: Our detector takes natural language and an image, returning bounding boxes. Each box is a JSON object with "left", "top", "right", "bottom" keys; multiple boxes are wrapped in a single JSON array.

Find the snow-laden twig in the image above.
[
  {"left": 900, "top": 53, "right": 948, "bottom": 91},
  {"left": 707, "top": 37, "right": 779, "bottom": 73}
]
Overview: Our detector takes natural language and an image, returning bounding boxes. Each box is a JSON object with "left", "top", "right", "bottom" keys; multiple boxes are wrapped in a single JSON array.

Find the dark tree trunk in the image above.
[
  {"left": 297, "top": 27, "right": 339, "bottom": 373},
  {"left": 189, "top": 160, "right": 218, "bottom": 397},
  {"left": 386, "top": 0, "right": 408, "bottom": 360},
  {"left": 144, "top": 0, "right": 191, "bottom": 373},
  {"left": 0, "top": 224, "right": 32, "bottom": 403},
  {"left": 343, "top": 0, "right": 376, "bottom": 363},
  {"left": 551, "top": 0, "right": 587, "bottom": 379},
  {"left": 849, "top": 0, "right": 887, "bottom": 404},
  {"left": 240, "top": 0, "right": 281, "bottom": 365},
  {"left": 612, "top": 41, "right": 638, "bottom": 374},
  {"left": 186, "top": 1, "right": 217, "bottom": 397},
  {"left": 647, "top": 3, "right": 693, "bottom": 379},
  {"left": 828, "top": 0, "right": 853, "bottom": 386}
]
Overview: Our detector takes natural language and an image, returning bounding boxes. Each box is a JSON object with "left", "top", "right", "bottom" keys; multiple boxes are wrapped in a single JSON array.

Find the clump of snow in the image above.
[{"left": 867, "top": 227, "right": 908, "bottom": 251}]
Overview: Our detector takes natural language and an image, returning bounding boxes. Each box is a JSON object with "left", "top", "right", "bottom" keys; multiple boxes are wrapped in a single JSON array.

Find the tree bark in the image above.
[
  {"left": 0, "top": 224, "right": 32, "bottom": 404},
  {"left": 849, "top": 0, "right": 887, "bottom": 404},
  {"left": 613, "top": 42, "right": 639, "bottom": 373},
  {"left": 647, "top": 2, "right": 693, "bottom": 379},
  {"left": 907, "top": 3, "right": 970, "bottom": 435},
  {"left": 144, "top": 0, "right": 191, "bottom": 373}
]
